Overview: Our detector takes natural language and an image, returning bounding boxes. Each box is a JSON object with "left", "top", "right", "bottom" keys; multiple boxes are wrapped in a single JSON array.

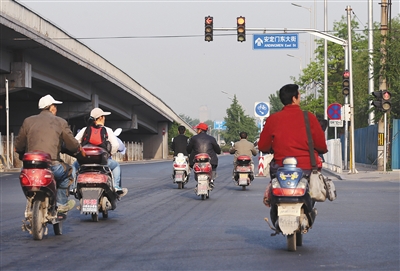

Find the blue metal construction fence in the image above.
[{"left": 340, "top": 119, "right": 399, "bottom": 169}]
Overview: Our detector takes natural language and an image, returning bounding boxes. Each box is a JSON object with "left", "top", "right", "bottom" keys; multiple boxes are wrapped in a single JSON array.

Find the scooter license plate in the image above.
[
  {"left": 175, "top": 174, "right": 183, "bottom": 182},
  {"left": 82, "top": 198, "right": 98, "bottom": 213},
  {"left": 278, "top": 203, "right": 302, "bottom": 216},
  {"left": 238, "top": 173, "right": 248, "bottom": 185},
  {"left": 197, "top": 175, "right": 208, "bottom": 181},
  {"left": 198, "top": 180, "right": 208, "bottom": 194}
]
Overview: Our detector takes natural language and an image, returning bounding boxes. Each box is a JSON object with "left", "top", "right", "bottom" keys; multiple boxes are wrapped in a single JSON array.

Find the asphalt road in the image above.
[{"left": 1, "top": 155, "right": 399, "bottom": 271}]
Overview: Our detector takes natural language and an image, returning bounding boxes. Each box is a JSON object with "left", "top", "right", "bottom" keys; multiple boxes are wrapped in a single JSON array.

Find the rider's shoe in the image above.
[
  {"left": 68, "top": 187, "right": 76, "bottom": 196},
  {"left": 118, "top": 188, "right": 128, "bottom": 198},
  {"left": 57, "top": 199, "right": 76, "bottom": 213}
]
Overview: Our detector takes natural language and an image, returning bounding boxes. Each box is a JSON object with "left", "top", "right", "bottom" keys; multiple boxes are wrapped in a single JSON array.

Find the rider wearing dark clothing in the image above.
[
  {"left": 171, "top": 125, "right": 189, "bottom": 156},
  {"left": 187, "top": 123, "right": 221, "bottom": 185}
]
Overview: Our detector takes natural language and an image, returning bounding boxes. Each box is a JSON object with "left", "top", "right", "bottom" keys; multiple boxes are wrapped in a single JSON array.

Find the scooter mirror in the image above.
[{"left": 114, "top": 128, "right": 122, "bottom": 136}]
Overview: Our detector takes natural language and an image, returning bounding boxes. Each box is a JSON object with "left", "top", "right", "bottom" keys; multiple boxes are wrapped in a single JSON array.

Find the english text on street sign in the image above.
[
  {"left": 329, "top": 120, "right": 343, "bottom": 127},
  {"left": 214, "top": 120, "right": 226, "bottom": 130},
  {"left": 254, "top": 102, "right": 270, "bottom": 118},
  {"left": 253, "top": 34, "right": 299, "bottom": 50},
  {"left": 327, "top": 103, "right": 342, "bottom": 120}
]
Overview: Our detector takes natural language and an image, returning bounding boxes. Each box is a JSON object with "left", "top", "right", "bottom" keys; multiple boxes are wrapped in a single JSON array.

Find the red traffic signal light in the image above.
[
  {"left": 371, "top": 90, "right": 392, "bottom": 112},
  {"left": 204, "top": 16, "right": 213, "bottom": 42},
  {"left": 381, "top": 90, "right": 392, "bottom": 112},
  {"left": 342, "top": 70, "right": 350, "bottom": 95},
  {"left": 237, "top": 16, "right": 246, "bottom": 42}
]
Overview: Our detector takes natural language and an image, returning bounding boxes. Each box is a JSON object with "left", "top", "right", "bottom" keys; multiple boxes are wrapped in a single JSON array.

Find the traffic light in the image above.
[
  {"left": 236, "top": 16, "right": 246, "bottom": 42},
  {"left": 371, "top": 90, "right": 392, "bottom": 112},
  {"left": 371, "top": 91, "right": 382, "bottom": 109},
  {"left": 204, "top": 16, "right": 213, "bottom": 42},
  {"left": 381, "top": 90, "right": 392, "bottom": 112},
  {"left": 342, "top": 70, "right": 350, "bottom": 95}
]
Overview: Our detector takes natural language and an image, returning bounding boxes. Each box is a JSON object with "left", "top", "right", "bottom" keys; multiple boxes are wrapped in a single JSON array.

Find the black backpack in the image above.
[{"left": 81, "top": 125, "right": 112, "bottom": 153}]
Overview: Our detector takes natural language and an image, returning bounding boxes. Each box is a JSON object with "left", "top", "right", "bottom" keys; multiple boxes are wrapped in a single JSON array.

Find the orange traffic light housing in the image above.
[
  {"left": 237, "top": 16, "right": 246, "bottom": 42},
  {"left": 204, "top": 16, "right": 213, "bottom": 42}
]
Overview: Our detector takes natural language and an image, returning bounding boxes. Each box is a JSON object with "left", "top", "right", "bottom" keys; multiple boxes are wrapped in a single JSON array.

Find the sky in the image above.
[{"left": 15, "top": 0, "right": 400, "bottom": 122}]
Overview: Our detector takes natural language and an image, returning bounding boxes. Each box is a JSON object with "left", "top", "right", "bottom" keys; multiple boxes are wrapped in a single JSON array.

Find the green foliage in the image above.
[
  {"left": 280, "top": 15, "right": 400, "bottom": 139},
  {"left": 179, "top": 114, "right": 199, "bottom": 127},
  {"left": 220, "top": 144, "right": 231, "bottom": 153},
  {"left": 269, "top": 90, "right": 283, "bottom": 114},
  {"left": 378, "top": 16, "right": 400, "bottom": 120},
  {"left": 221, "top": 95, "right": 258, "bottom": 143}
]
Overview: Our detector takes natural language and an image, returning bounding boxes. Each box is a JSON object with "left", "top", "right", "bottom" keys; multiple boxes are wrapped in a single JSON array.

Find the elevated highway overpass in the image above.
[{"left": 0, "top": 0, "right": 195, "bottom": 160}]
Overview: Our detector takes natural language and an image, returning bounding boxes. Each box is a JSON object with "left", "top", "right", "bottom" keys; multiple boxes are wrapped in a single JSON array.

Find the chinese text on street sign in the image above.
[
  {"left": 253, "top": 34, "right": 299, "bottom": 50},
  {"left": 214, "top": 120, "right": 226, "bottom": 130}
]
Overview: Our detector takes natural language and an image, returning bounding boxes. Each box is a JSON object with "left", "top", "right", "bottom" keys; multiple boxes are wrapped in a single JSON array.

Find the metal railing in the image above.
[{"left": 0, "top": 134, "right": 143, "bottom": 171}]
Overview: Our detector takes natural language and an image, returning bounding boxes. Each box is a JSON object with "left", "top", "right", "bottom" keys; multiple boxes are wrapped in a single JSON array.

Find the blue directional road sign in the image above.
[
  {"left": 254, "top": 102, "right": 270, "bottom": 118},
  {"left": 253, "top": 33, "right": 299, "bottom": 50},
  {"left": 214, "top": 120, "right": 227, "bottom": 130}
]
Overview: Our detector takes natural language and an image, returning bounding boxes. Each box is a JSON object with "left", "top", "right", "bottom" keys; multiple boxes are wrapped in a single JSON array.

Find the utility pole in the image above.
[
  {"left": 378, "top": 0, "right": 389, "bottom": 171},
  {"left": 368, "top": 0, "right": 375, "bottom": 125}
]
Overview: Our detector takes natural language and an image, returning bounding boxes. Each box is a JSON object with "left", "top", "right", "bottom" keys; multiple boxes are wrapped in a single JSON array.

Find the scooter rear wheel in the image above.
[
  {"left": 91, "top": 213, "right": 99, "bottom": 222},
  {"left": 287, "top": 234, "right": 296, "bottom": 251},
  {"left": 32, "top": 200, "right": 46, "bottom": 240},
  {"left": 102, "top": 209, "right": 108, "bottom": 219},
  {"left": 178, "top": 182, "right": 183, "bottom": 189},
  {"left": 296, "top": 232, "right": 303, "bottom": 246}
]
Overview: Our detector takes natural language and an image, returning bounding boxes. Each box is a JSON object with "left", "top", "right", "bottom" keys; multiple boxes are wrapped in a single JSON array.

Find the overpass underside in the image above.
[{"left": 0, "top": 1, "right": 192, "bottom": 159}]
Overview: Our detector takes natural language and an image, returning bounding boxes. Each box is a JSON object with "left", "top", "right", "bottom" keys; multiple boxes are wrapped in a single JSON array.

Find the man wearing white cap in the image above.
[
  {"left": 15, "top": 94, "right": 81, "bottom": 213},
  {"left": 73, "top": 108, "right": 127, "bottom": 197}
]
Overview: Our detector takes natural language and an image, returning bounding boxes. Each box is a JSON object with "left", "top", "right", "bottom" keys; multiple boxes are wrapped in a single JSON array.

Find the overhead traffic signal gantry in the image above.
[
  {"left": 236, "top": 16, "right": 246, "bottom": 42},
  {"left": 204, "top": 16, "right": 213, "bottom": 42},
  {"left": 342, "top": 70, "right": 350, "bottom": 96}
]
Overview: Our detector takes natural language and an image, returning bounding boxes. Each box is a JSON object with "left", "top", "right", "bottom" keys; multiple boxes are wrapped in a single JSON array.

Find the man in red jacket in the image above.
[{"left": 258, "top": 84, "right": 327, "bottom": 178}]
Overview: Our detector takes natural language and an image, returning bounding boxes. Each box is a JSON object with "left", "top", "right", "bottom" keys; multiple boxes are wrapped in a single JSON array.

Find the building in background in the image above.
[{"left": 199, "top": 105, "right": 209, "bottom": 122}]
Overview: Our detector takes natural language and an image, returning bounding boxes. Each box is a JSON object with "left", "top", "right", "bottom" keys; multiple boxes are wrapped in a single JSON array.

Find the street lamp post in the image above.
[
  {"left": 287, "top": 54, "right": 302, "bottom": 71},
  {"left": 291, "top": 2, "right": 313, "bottom": 64}
]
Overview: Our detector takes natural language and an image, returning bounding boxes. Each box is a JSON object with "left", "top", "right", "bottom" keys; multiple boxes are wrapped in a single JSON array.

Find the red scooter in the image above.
[
  {"left": 74, "top": 145, "right": 119, "bottom": 222},
  {"left": 193, "top": 153, "right": 213, "bottom": 200},
  {"left": 19, "top": 151, "right": 63, "bottom": 240},
  {"left": 233, "top": 155, "right": 254, "bottom": 190}
]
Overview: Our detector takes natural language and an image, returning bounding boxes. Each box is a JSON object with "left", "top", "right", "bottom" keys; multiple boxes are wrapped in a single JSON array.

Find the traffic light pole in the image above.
[{"left": 346, "top": 6, "right": 357, "bottom": 174}]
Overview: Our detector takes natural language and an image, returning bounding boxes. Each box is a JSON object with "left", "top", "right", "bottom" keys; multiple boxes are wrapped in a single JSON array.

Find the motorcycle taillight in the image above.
[
  {"left": 40, "top": 174, "right": 53, "bottom": 186},
  {"left": 77, "top": 173, "right": 108, "bottom": 184},
  {"left": 20, "top": 170, "right": 53, "bottom": 186},
  {"left": 20, "top": 173, "right": 31, "bottom": 186},
  {"left": 193, "top": 164, "right": 201, "bottom": 172},
  {"left": 271, "top": 178, "right": 307, "bottom": 197}
]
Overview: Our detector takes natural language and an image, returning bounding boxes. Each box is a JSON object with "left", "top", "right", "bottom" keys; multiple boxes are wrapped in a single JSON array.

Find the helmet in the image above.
[{"left": 195, "top": 122, "right": 208, "bottom": 131}]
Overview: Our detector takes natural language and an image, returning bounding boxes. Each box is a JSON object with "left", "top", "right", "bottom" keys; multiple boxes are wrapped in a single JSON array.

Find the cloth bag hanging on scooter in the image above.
[{"left": 309, "top": 171, "right": 337, "bottom": 202}]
